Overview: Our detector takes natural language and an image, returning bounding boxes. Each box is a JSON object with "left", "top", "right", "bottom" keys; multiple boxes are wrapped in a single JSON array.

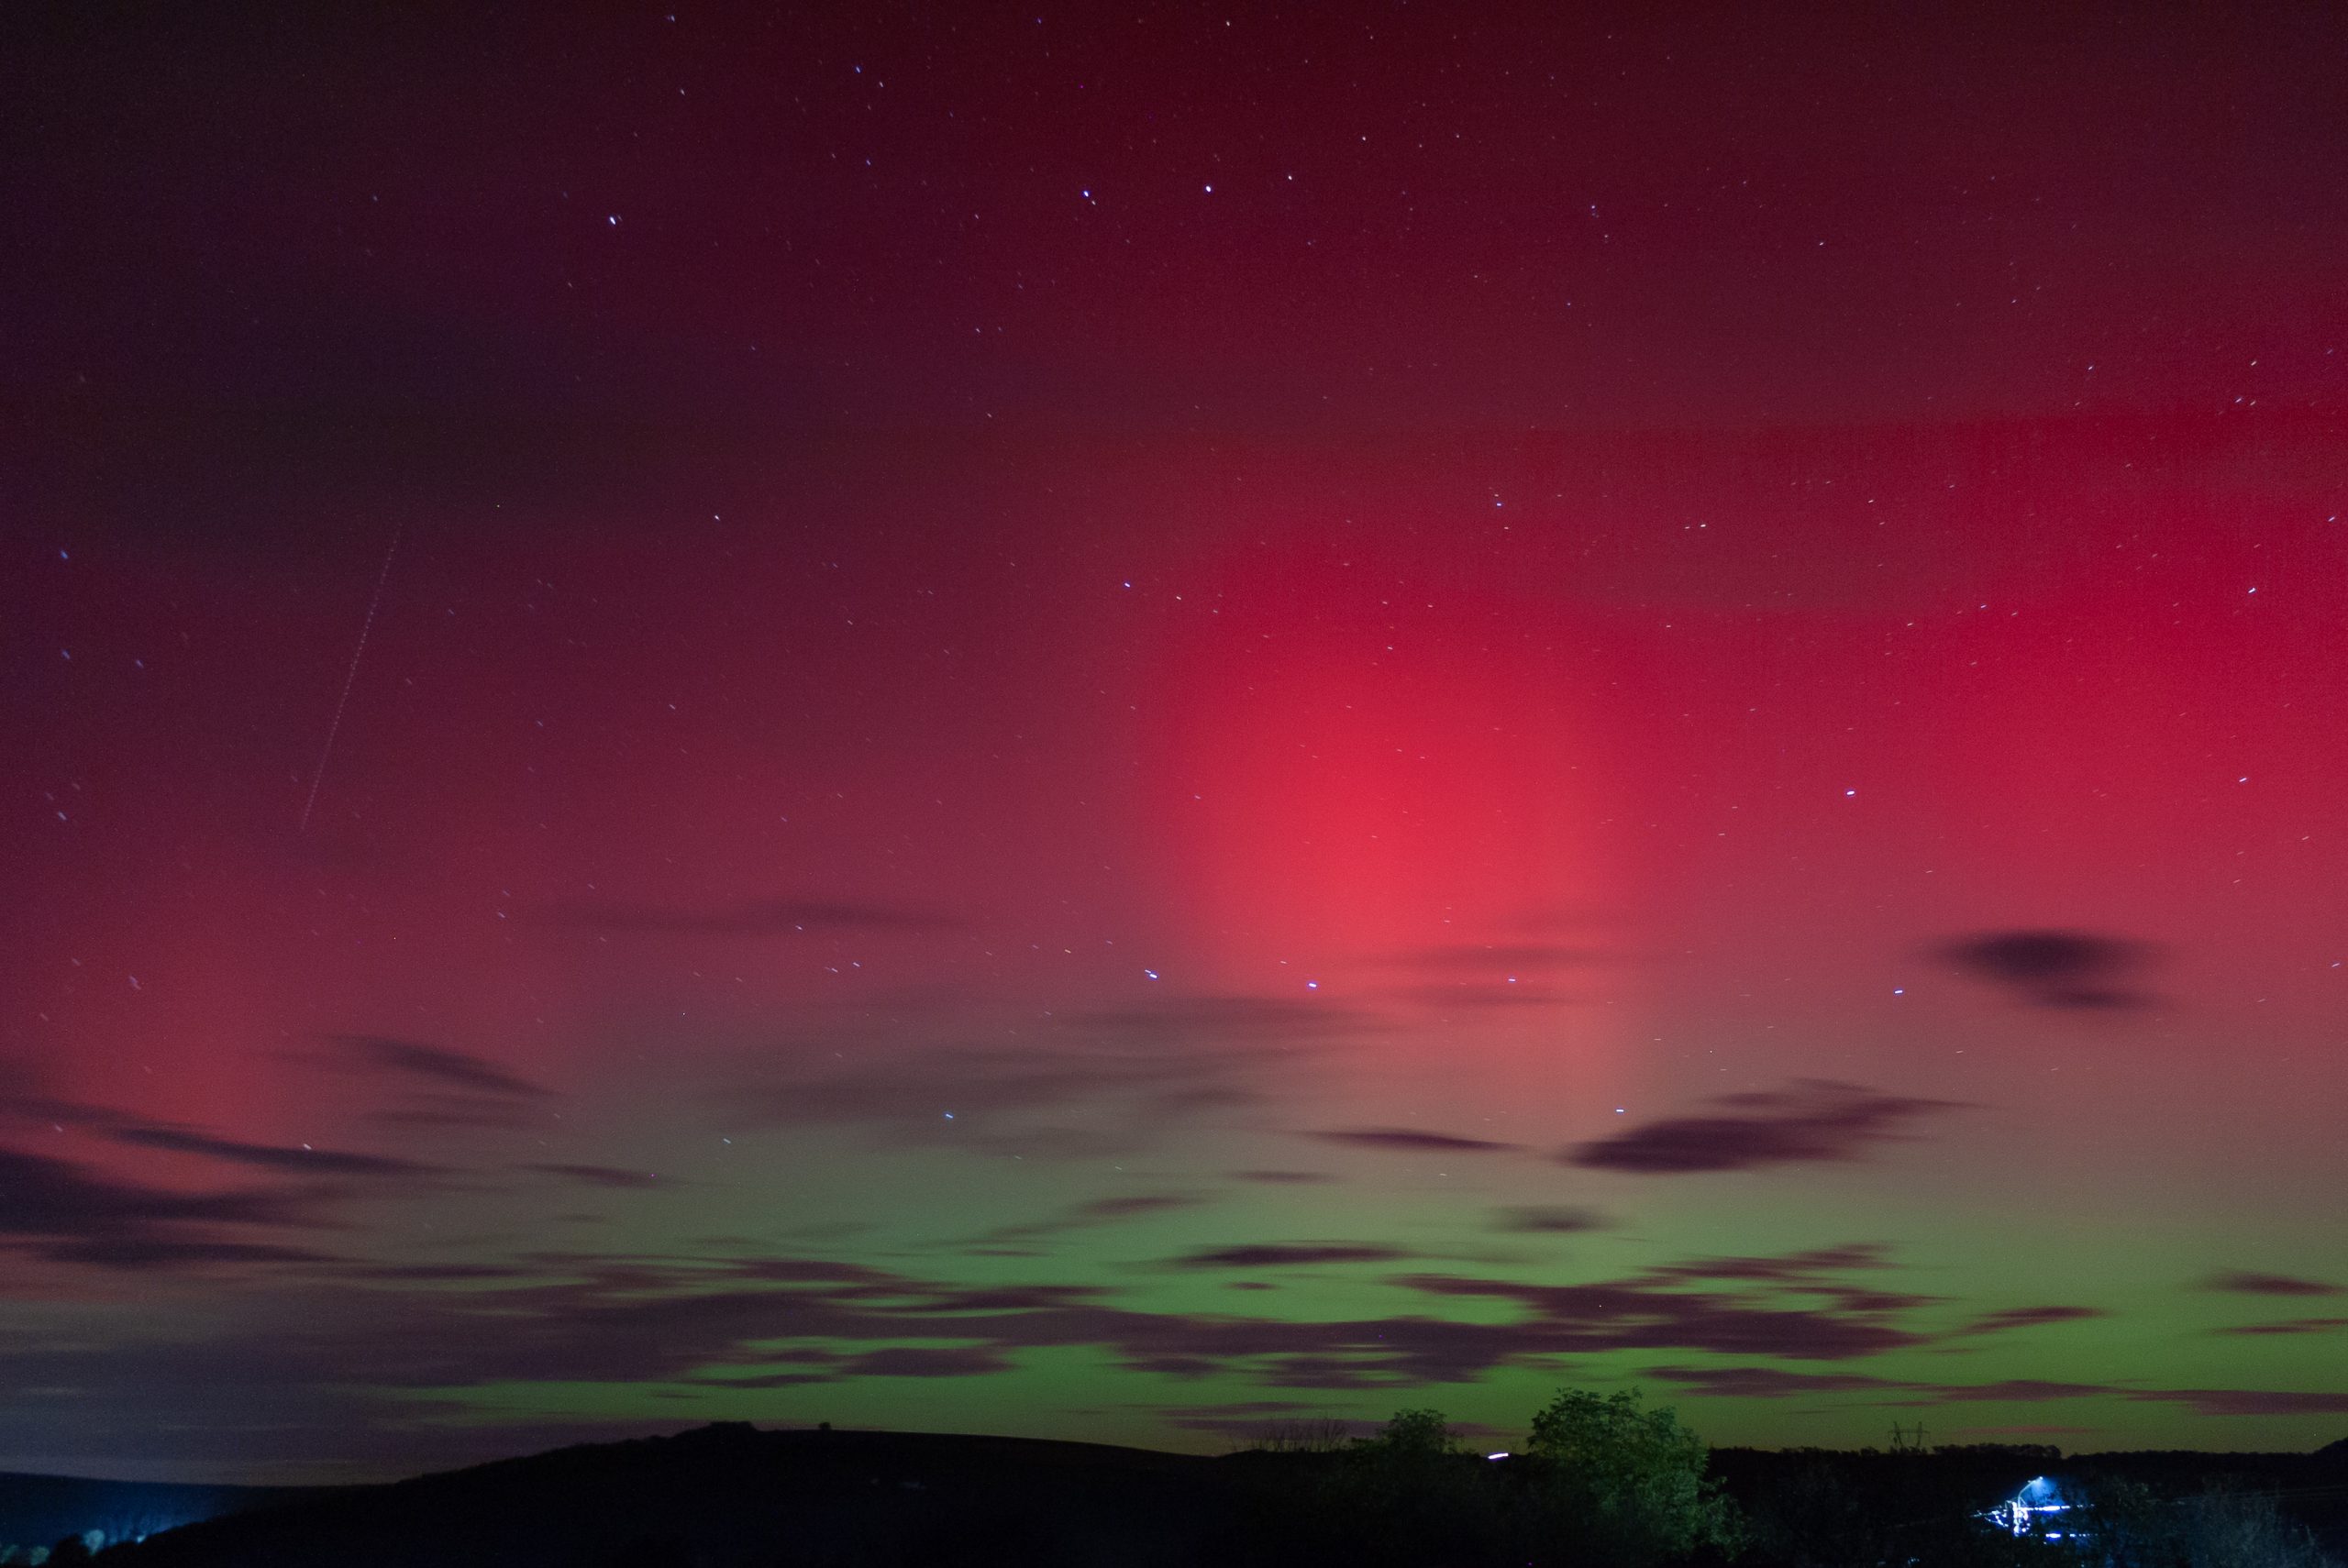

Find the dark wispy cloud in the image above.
[
  {"left": 525, "top": 1164, "right": 673, "bottom": 1190},
  {"left": 333, "top": 1035, "right": 552, "bottom": 1099},
  {"left": 1954, "top": 1305, "right": 2106, "bottom": 1336},
  {"left": 338, "top": 1263, "right": 541, "bottom": 1283},
  {"left": 1310, "top": 1127, "right": 1522, "bottom": 1154},
  {"left": 2202, "top": 1269, "right": 2342, "bottom": 1297},
  {"left": 1644, "top": 1243, "right": 1897, "bottom": 1282},
  {"left": 0, "top": 1081, "right": 125, "bottom": 1131},
  {"left": 109, "top": 1125, "right": 445, "bottom": 1177},
  {"left": 538, "top": 897, "right": 965, "bottom": 937},
  {"left": 1633, "top": 1246, "right": 1932, "bottom": 1317},
  {"left": 1566, "top": 1081, "right": 1966, "bottom": 1175},
  {"left": 1491, "top": 1205, "right": 1608, "bottom": 1234},
  {"left": 1645, "top": 1364, "right": 2109, "bottom": 1402},
  {"left": 727, "top": 993, "right": 1369, "bottom": 1157},
  {"left": 1079, "top": 1195, "right": 1199, "bottom": 1221},
  {"left": 1171, "top": 1243, "right": 1410, "bottom": 1269},
  {"left": 1644, "top": 1365, "right": 1899, "bottom": 1399},
  {"left": 2216, "top": 1318, "right": 2348, "bottom": 1336},
  {"left": 837, "top": 1345, "right": 1014, "bottom": 1378},
  {"left": 318, "top": 1034, "right": 558, "bottom": 1133},
  {"left": 368, "top": 1095, "right": 548, "bottom": 1132},
  {"left": 0, "top": 1088, "right": 443, "bottom": 1182},
  {"left": 1392, "top": 1277, "right": 1922, "bottom": 1363},
  {"left": 1227, "top": 1169, "right": 1335, "bottom": 1184},
  {"left": 1647, "top": 1364, "right": 2348, "bottom": 1419},
  {"left": 424, "top": 1241, "right": 1937, "bottom": 1387},
  {"left": 8, "top": 1238, "right": 2308, "bottom": 1468},
  {"left": 41, "top": 1236, "right": 333, "bottom": 1269},
  {"left": 1939, "top": 930, "right": 2155, "bottom": 1010},
  {"left": 0, "top": 1144, "right": 327, "bottom": 1271},
  {"left": 2129, "top": 1388, "right": 2348, "bottom": 1417},
  {"left": 979, "top": 1192, "right": 1207, "bottom": 1246}
]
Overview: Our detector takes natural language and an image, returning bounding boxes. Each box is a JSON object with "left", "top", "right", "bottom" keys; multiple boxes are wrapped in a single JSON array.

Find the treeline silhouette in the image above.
[{"left": 1227, "top": 1399, "right": 2343, "bottom": 1568}]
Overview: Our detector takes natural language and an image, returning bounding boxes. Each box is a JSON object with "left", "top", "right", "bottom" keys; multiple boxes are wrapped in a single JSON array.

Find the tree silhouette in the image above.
[{"left": 1526, "top": 1386, "right": 1744, "bottom": 1566}]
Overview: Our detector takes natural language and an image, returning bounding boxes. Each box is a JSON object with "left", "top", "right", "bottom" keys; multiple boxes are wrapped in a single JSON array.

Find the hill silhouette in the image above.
[{"left": 100, "top": 1423, "right": 1261, "bottom": 1567}]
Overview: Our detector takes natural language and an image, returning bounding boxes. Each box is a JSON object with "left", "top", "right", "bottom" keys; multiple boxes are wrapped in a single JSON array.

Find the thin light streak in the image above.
[{"left": 298, "top": 525, "right": 402, "bottom": 835}]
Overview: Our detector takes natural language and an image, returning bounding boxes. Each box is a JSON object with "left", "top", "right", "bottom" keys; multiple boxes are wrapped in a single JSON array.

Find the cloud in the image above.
[
  {"left": 2129, "top": 1388, "right": 2348, "bottom": 1417},
  {"left": 38, "top": 1236, "right": 334, "bottom": 1269},
  {"left": 316, "top": 1035, "right": 558, "bottom": 1133},
  {"left": 1644, "top": 1244, "right": 1898, "bottom": 1282},
  {"left": 525, "top": 1164, "right": 673, "bottom": 1190},
  {"left": 2217, "top": 1318, "right": 2348, "bottom": 1336},
  {"left": 1630, "top": 1247, "right": 1932, "bottom": 1318},
  {"left": 1393, "top": 1246, "right": 1931, "bottom": 1363},
  {"left": 0, "top": 1144, "right": 326, "bottom": 1271},
  {"left": 1310, "top": 1127, "right": 1522, "bottom": 1154},
  {"left": 1076, "top": 1194, "right": 1200, "bottom": 1222},
  {"left": 6, "top": 1230, "right": 2311, "bottom": 1477},
  {"left": 1228, "top": 1169, "right": 1335, "bottom": 1184},
  {"left": 338, "top": 1263, "right": 541, "bottom": 1283},
  {"left": 836, "top": 1346, "right": 1013, "bottom": 1378},
  {"left": 539, "top": 897, "right": 964, "bottom": 937},
  {"left": 727, "top": 992, "right": 1366, "bottom": 1156},
  {"left": 368, "top": 1095, "right": 548, "bottom": 1131},
  {"left": 1930, "top": 1379, "right": 2118, "bottom": 1403},
  {"left": 1645, "top": 1364, "right": 2348, "bottom": 1419},
  {"left": 1566, "top": 1081, "right": 1966, "bottom": 1174},
  {"left": 1939, "top": 930, "right": 2154, "bottom": 1009},
  {"left": 109, "top": 1125, "right": 445, "bottom": 1177},
  {"left": 1171, "top": 1243, "right": 1410, "bottom": 1269},
  {"left": 1491, "top": 1206, "right": 1608, "bottom": 1234},
  {"left": 333, "top": 1035, "right": 552, "bottom": 1099},
  {"left": 1644, "top": 1365, "right": 1900, "bottom": 1398},
  {"left": 1645, "top": 1365, "right": 2099, "bottom": 1405},
  {"left": 2202, "top": 1269, "right": 2342, "bottom": 1297},
  {"left": 979, "top": 1192, "right": 1207, "bottom": 1244},
  {"left": 10, "top": 1237, "right": 2269, "bottom": 1471},
  {"left": 0, "top": 1090, "right": 445, "bottom": 1182},
  {"left": 1954, "top": 1305, "right": 2106, "bottom": 1336}
]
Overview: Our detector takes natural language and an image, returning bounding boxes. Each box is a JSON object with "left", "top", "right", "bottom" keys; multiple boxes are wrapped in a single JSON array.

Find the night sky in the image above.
[{"left": 6, "top": 6, "right": 2347, "bottom": 1485}]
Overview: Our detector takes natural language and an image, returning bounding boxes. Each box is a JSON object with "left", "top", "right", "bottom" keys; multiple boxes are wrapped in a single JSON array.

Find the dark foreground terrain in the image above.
[
  {"left": 15, "top": 1423, "right": 2344, "bottom": 1567},
  {"left": 0, "top": 1472, "right": 311, "bottom": 1561},
  {"left": 87, "top": 1426, "right": 1248, "bottom": 1568}
]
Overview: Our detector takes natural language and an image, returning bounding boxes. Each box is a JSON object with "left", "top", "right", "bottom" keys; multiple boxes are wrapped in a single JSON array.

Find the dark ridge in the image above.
[{"left": 98, "top": 1424, "right": 1243, "bottom": 1568}]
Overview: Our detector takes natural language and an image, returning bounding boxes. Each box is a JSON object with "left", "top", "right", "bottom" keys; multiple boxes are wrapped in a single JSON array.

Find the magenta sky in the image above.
[{"left": 5, "top": 6, "right": 2346, "bottom": 1483}]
